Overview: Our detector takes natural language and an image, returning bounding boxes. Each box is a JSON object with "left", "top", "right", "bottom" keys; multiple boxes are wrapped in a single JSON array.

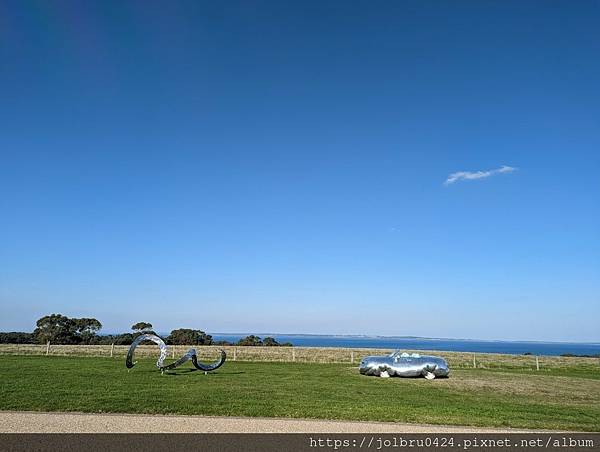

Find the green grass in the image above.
[{"left": 0, "top": 356, "right": 599, "bottom": 431}]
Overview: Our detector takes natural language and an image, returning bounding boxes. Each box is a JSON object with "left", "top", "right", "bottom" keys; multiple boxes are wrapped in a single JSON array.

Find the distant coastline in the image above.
[
  {"left": 213, "top": 333, "right": 600, "bottom": 344},
  {"left": 206, "top": 334, "right": 600, "bottom": 357},
  {"left": 89, "top": 331, "right": 600, "bottom": 356}
]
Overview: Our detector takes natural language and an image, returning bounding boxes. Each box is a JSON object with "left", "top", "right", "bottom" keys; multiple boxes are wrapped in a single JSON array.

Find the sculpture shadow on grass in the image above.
[{"left": 164, "top": 370, "right": 245, "bottom": 377}]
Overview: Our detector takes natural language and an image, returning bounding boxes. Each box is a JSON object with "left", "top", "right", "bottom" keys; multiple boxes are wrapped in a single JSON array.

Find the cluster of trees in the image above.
[
  {"left": 0, "top": 314, "right": 293, "bottom": 347},
  {"left": 166, "top": 328, "right": 214, "bottom": 345},
  {"left": 231, "top": 334, "right": 292, "bottom": 347},
  {"left": 0, "top": 315, "right": 105, "bottom": 345},
  {"left": 27, "top": 314, "right": 103, "bottom": 345}
]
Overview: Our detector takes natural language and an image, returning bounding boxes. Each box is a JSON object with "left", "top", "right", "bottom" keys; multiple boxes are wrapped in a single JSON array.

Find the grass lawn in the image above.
[{"left": 0, "top": 356, "right": 598, "bottom": 431}]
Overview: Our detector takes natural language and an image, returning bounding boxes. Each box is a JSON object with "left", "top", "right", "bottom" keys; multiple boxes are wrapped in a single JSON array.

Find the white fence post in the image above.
[
  {"left": 233, "top": 347, "right": 237, "bottom": 361},
  {"left": 110, "top": 343, "right": 114, "bottom": 358},
  {"left": 473, "top": 355, "right": 476, "bottom": 369},
  {"left": 46, "top": 341, "right": 50, "bottom": 356},
  {"left": 351, "top": 351, "right": 354, "bottom": 364},
  {"left": 536, "top": 356, "right": 540, "bottom": 371},
  {"left": 292, "top": 348, "right": 295, "bottom": 362}
]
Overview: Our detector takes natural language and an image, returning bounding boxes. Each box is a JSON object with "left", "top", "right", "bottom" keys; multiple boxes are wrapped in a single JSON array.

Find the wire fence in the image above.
[{"left": 1, "top": 343, "right": 599, "bottom": 371}]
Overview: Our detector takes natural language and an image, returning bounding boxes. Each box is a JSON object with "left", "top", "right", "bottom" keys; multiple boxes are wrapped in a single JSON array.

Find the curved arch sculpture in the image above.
[
  {"left": 126, "top": 333, "right": 226, "bottom": 373},
  {"left": 359, "top": 351, "right": 449, "bottom": 379}
]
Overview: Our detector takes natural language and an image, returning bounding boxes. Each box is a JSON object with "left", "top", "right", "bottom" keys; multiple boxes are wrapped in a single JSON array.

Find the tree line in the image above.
[{"left": 0, "top": 314, "right": 292, "bottom": 347}]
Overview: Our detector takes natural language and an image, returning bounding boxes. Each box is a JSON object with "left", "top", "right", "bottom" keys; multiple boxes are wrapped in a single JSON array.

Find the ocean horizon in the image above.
[
  {"left": 96, "top": 331, "right": 600, "bottom": 356},
  {"left": 204, "top": 333, "right": 600, "bottom": 357}
]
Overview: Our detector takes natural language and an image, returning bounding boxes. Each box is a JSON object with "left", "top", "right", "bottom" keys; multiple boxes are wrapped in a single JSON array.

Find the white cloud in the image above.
[{"left": 444, "top": 165, "right": 517, "bottom": 185}]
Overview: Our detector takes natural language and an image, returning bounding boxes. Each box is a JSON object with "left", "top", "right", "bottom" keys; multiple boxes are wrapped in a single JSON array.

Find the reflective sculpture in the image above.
[
  {"left": 126, "top": 333, "right": 226, "bottom": 373},
  {"left": 359, "top": 351, "right": 449, "bottom": 379}
]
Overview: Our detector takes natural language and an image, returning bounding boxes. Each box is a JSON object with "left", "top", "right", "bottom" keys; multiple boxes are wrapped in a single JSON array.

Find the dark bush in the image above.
[
  {"left": 167, "top": 329, "right": 213, "bottom": 345},
  {"left": 0, "top": 332, "right": 34, "bottom": 344}
]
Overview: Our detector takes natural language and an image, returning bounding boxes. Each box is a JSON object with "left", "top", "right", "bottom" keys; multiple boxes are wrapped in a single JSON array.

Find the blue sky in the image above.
[{"left": 1, "top": 1, "right": 598, "bottom": 341}]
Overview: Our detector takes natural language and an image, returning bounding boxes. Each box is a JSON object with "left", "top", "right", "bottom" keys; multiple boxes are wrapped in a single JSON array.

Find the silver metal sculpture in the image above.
[
  {"left": 126, "top": 333, "right": 226, "bottom": 373},
  {"left": 359, "top": 351, "right": 449, "bottom": 379}
]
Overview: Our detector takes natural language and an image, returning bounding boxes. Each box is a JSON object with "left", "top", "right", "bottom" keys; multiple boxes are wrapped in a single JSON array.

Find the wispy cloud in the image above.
[{"left": 444, "top": 165, "right": 517, "bottom": 185}]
